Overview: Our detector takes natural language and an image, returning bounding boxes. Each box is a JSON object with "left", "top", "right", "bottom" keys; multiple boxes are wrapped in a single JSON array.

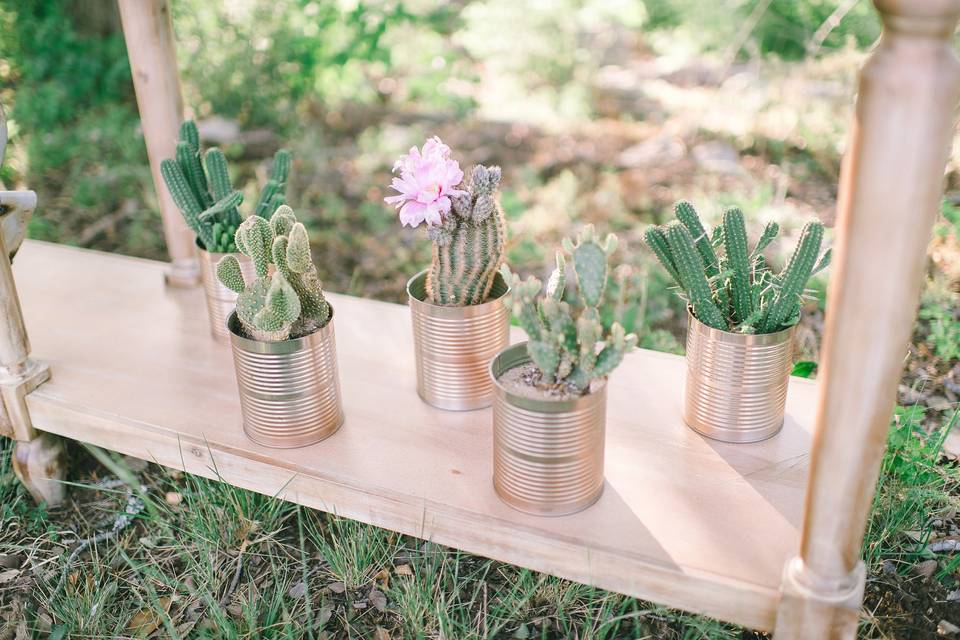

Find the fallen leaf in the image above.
[
  {"left": 126, "top": 597, "right": 171, "bottom": 636},
  {"left": 369, "top": 588, "right": 387, "bottom": 612},
  {"left": 0, "top": 569, "right": 20, "bottom": 583},
  {"left": 374, "top": 568, "right": 390, "bottom": 589},
  {"left": 288, "top": 581, "right": 307, "bottom": 598},
  {"left": 0, "top": 554, "right": 20, "bottom": 569},
  {"left": 928, "top": 538, "right": 960, "bottom": 554},
  {"left": 318, "top": 603, "right": 334, "bottom": 625},
  {"left": 912, "top": 559, "right": 938, "bottom": 578},
  {"left": 373, "top": 627, "right": 391, "bottom": 640}
]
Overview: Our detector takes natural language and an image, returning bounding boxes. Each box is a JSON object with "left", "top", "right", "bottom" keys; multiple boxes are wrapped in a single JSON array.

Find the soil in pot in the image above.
[{"left": 497, "top": 362, "right": 607, "bottom": 401}]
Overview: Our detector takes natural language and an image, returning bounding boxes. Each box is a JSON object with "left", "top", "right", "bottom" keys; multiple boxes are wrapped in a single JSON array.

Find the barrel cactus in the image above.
[
  {"left": 644, "top": 200, "right": 830, "bottom": 334},
  {"left": 161, "top": 120, "right": 291, "bottom": 253},
  {"left": 384, "top": 137, "right": 506, "bottom": 306},
  {"left": 216, "top": 205, "right": 330, "bottom": 341},
  {"left": 506, "top": 226, "right": 638, "bottom": 394}
]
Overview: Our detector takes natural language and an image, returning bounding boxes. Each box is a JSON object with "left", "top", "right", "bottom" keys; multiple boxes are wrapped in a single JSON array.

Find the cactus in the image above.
[
  {"left": 385, "top": 138, "right": 507, "bottom": 307},
  {"left": 161, "top": 120, "right": 292, "bottom": 253},
  {"left": 757, "top": 220, "right": 824, "bottom": 333},
  {"left": 644, "top": 200, "right": 829, "bottom": 334},
  {"left": 506, "top": 226, "right": 638, "bottom": 394},
  {"left": 426, "top": 164, "right": 507, "bottom": 306},
  {"left": 217, "top": 205, "right": 330, "bottom": 341}
]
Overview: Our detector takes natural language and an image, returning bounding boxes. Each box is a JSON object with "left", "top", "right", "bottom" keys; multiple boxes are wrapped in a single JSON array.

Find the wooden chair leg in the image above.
[
  {"left": 775, "top": 1, "right": 960, "bottom": 637},
  {"left": 12, "top": 432, "right": 65, "bottom": 506},
  {"left": 774, "top": 559, "right": 863, "bottom": 639}
]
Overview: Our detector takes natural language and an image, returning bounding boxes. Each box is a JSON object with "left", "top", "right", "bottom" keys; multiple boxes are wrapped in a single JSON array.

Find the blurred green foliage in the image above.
[
  {"left": 172, "top": 0, "right": 468, "bottom": 131},
  {"left": 0, "top": 0, "right": 157, "bottom": 249},
  {"left": 645, "top": 0, "right": 880, "bottom": 59}
]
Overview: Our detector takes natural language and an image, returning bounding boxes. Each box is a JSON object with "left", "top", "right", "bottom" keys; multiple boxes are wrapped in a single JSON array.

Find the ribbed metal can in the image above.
[
  {"left": 490, "top": 343, "right": 607, "bottom": 516},
  {"left": 407, "top": 269, "right": 510, "bottom": 411},
  {"left": 683, "top": 309, "right": 796, "bottom": 443},
  {"left": 198, "top": 246, "right": 255, "bottom": 343},
  {"left": 227, "top": 310, "right": 344, "bottom": 448}
]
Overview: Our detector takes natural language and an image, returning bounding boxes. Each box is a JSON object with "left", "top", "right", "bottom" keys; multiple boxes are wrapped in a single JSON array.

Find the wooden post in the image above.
[
  {"left": 0, "top": 108, "right": 64, "bottom": 505},
  {"left": 117, "top": 0, "right": 199, "bottom": 287},
  {"left": 775, "top": 1, "right": 960, "bottom": 637}
]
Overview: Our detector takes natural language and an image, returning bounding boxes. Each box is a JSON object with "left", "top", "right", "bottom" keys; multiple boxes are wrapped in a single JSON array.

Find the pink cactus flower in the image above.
[{"left": 385, "top": 136, "right": 466, "bottom": 227}]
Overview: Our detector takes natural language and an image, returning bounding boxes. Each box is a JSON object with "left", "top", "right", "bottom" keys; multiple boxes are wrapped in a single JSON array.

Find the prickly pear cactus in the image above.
[
  {"left": 506, "top": 226, "right": 638, "bottom": 394},
  {"left": 161, "top": 120, "right": 291, "bottom": 253},
  {"left": 644, "top": 200, "right": 830, "bottom": 334},
  {"left": 217, "top": 205, "right": 330, "bottom": 341}
]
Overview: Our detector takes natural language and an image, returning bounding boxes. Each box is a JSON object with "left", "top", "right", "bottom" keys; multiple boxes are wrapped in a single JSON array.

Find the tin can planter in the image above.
[
  {"left": 198, "top": 245, "right": 256, "bottom": 343},
  {"left": 490, "top": 343, "right": 607, "bottom": 516},
  {"left": 683, "top": 309, "right": 796, "bottom": 443},
  {"left": 227, "top": 310, "right": 344, "bottom": 448},
  {"left": 407, "top": 269, "right": 510, "bottom": 411}
]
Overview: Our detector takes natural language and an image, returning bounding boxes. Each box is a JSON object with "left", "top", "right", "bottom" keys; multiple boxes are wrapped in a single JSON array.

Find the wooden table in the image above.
[{"left": 13, "top": 240, "right": 818, "bottom": 632}]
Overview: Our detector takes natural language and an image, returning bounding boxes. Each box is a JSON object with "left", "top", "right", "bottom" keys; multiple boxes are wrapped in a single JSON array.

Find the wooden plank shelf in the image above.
[{"left": 13, "top": 241, "right": 817, "bottom": 632}]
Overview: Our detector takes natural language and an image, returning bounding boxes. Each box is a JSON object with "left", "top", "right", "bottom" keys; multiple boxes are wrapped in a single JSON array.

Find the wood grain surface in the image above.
[{"left": 14, "top": 241, "right": 819, "bottom": 631}]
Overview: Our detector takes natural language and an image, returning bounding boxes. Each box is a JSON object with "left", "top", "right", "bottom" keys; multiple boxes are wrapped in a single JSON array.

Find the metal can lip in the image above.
[
  {"left": 406, "top": 268, "right": 511, "bottom": 317},
  {"left": 489, "top": 342, "right": 608, "bottom": 414},
  {"left": 226, "top": 307, "right": 336, "bottom": 354},
  {"left": 685, "top": 306, "right": 795, "bottom": 345}
]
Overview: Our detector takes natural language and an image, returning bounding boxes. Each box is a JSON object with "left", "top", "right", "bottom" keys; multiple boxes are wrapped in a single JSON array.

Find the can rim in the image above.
[
  {"left": 406, "top": 268, "right": 511, "bottom": 316},
  {"left": 686, "top": 307, "right": 796, "bottom": 346},
  {"left": 227, "top": 307, "right": 335, "bottom": 354},
  {"left": 489, "top": 341, "right": 607, "bottom": 414}
]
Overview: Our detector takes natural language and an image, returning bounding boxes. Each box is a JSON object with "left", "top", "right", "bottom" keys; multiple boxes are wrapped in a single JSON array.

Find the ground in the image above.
[{"left": 1, "top": 1, "right": 960, "bottom": 637}]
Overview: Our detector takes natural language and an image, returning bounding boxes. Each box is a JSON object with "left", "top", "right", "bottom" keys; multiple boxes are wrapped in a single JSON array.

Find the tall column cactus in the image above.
[
  {"left": 161, "top": 120, "right": 292, "bottom": 253},
  {"left": 385, "top": 137, "right": 507, "bottom": 307},
  {"left": 217, "top": 205, "right": 330, "bottom": 341},
  {"left": 645, "top": 200, "right": 831, "bottom": 334},
  {"left": 507, "top": 226, "right": 638, "bottom": 394}
]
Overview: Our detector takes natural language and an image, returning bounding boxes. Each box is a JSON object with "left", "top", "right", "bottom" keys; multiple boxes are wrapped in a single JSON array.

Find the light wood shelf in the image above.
[{"left": 14, "top": 241, "right": 817, "bottom": 632}]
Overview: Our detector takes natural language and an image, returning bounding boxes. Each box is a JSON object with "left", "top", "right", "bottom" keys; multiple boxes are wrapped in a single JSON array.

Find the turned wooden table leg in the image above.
[
  {"left": 117, "top": 0, "right": 199, "bottom": 287},
  {"left": 775, "top": 1, "right": 960, "bottom": 637},
  {"left": 0, "top": 144, "right": 63, "bottom": 504}
]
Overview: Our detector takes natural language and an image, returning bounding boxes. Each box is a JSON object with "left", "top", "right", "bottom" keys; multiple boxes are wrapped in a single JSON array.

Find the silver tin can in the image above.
[
  {"left": 490, "top": 343, "right": 607, "bottom": 516},
  {"left": 198, "top": 246, "right": 255, "bottom": 343},
  {"left": 683, "top": 309, "right": 796, "bottom": 443},
  {"left": 227, "top": 310, "right": 344, "bottom": 448},
  {"left": 407, "top": 269, "right": 510, "bottom": 411}
]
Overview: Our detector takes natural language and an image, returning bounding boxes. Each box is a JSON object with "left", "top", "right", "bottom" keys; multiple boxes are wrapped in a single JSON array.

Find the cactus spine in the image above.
[
  {"left": 644, "top": 200, "right": 829, "bottom": 334},
  {"left": 217, "top": 205, "right": 330, "bottom": 341},
  {"left": 506, "top": 226, "right": 638, "bottom": 394},
  {"left": 426, "top": 165, "right": 507, "bottom": 306},
  {"left": 161, "top": 120, "right": 291, "bottom": 253}
]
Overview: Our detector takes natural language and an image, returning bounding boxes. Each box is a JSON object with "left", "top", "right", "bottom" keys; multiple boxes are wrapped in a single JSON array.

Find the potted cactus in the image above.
[
  {"left": 492, "top": 227, "right": 638, "bottom": 516},
  {"left": 216, "top": 205, "right": 343, "bottom": 448},
  {"left": 161, "top": 120, "right": 291, "bottom": 342},
  {"left": 384, "top": 137, "right": 510, "bottom": 410},
  {"left": 644, "top": 201, "right": 830, "bottom": 443}
]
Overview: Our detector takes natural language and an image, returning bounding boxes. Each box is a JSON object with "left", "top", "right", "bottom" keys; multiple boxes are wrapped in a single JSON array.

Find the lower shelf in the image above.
[{"left": 13, "top": 241, "right": 817, "bottom": 632}]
